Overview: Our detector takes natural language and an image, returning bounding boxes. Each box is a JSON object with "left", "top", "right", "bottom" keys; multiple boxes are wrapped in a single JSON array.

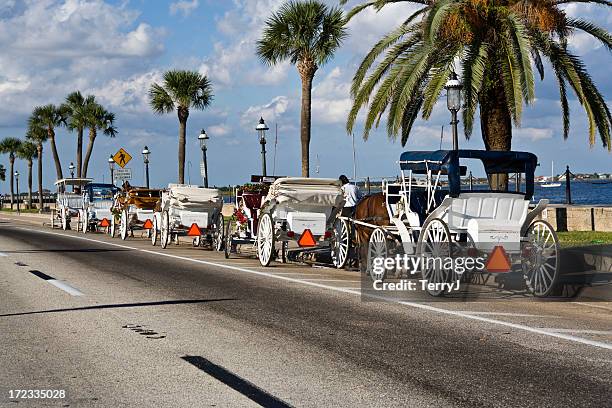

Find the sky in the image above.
[{"left": 0, "top": 0, "right": 610, "bottom": 192}]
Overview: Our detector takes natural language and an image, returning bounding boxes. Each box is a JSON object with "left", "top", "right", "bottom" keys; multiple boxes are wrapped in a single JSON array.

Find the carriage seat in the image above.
[
  {"left": 445, "top": 192, "right": 529, "bottom": 231},
  {"left": 62, "top": 194, "right": 84, "bottom": 209},
  {"left": 241, "top": 192, "right": 265, "bottom": 210},
  {"left": 409, "top": 189, "right": 448, "bottom": 224}
]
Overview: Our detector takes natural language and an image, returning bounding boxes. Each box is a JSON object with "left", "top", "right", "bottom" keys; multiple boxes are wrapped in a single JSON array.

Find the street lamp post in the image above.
[
  {"left": 445, "top": 72, "right": 463, "bottom": 150},
  {"left": 69, "top": 162, "right": 75, "bottom": 192},
  {"left": 108, "top": 155, "right": 115, "bottom": 185},
  {"left": 14, "top": 171, "right": 20, "bottom": 215},
  {"left": 142, "top": 146, "right": 151, "bottom": 189},
  {"left": 198, "top": 129, "right": 209, "bottom": 188},
  {"left": 256, "top": 117, "right": 269, "bottom": 176}
]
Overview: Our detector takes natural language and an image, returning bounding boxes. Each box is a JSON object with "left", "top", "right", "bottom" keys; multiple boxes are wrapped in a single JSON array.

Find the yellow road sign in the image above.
[{"left": 113, "top": 148, "right": 132, "bottom": 168}]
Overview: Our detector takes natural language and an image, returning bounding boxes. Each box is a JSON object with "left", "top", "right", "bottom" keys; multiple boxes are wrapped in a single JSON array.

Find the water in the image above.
[
  {"left": 533, "top": 180, "right": 612, "bottom": 205},
  {"left": 466, "top": 180, "right": 612, "bottom": 205}
]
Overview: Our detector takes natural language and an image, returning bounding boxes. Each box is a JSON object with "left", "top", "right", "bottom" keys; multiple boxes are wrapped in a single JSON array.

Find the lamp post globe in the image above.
[
  {"left": 198, "top": 129, "right": 209, "bottom": 187},
  {"left": 445, "top": 72, "right": 463, "bottom": 150},
  {"left": 256, "top": 117, "right": 269, "bottom": 176}
]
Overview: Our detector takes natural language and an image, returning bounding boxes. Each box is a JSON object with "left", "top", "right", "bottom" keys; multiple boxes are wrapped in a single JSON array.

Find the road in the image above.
[{"left": 0, "top": 215, "right": 611, "bottom": 407}]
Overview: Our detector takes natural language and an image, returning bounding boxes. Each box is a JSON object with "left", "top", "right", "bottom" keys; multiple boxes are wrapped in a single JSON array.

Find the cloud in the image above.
[
  {"left": 208, "top": 124, "right": 231, "bottom": 137},
  {"left": 91, "top": 70, "right": 164, "bottom": 114},
  {"left": 514, "top": 128, "right": 554, "bottom": 141},
  {"left": 241, "top": 96, "right": 291, "bottom": 128},
  {"left": 0, "top": 0, "right": 165, "bottom": 125},
  {"left": 312, "top": 67, "right": 352, "bottom": 124},
  {"left": 169, "top": 0, "right": 199, "bottom": 17}
]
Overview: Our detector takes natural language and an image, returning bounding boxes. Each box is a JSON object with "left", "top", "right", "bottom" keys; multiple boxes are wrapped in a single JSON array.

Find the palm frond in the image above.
[
  {"left": 567, "top": 18, "right": 612, "bottom": 51},
  {"left": 149, "top": 83, "right": 175, "bottom": 114},
  {"left": 507, "top": 13, "right": 536, "bottom": 104},
  {"left": 462, "top": 41, "right": 489, "bottom": 138}
]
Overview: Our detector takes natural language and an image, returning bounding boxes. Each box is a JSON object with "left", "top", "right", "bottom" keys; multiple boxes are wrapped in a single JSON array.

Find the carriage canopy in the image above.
[{"left": 399, "top": 149, "right": 538, "bottom": 199}]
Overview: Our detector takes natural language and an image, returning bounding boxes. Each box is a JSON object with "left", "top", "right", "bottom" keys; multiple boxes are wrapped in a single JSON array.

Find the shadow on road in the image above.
[{"left": 0, "top": 298, "right": 237, "bottom": 317}]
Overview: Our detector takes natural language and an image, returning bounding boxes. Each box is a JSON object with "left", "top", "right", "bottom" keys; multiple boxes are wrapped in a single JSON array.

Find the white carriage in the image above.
[
  {"left": 50, "top": 178, "right": 92, "bottom": 230},
  {"left": 110, "top": 188, "right": 162, "bottom": 240},
  {"left": 256, "top": 177, "right": 345, "bottom": 266},
  {"left": 78, "top": 183, "right": 119, "bottom": 233},
  {"left": 334, "top": 149, "right": 560, "bottom": 297},
  {"left": 153, "top": 184, "right": 224, "bottom": 250}
]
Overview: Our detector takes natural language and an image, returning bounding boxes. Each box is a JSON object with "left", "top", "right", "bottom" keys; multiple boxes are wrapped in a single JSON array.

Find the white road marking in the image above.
[
  {"left": 460, "top": 312, "right": 563, "bottom": 318},
  {"left": 540, "top": 328, "right": 612, "bottom": 335},
  {"left": 48, "top": 280, "right": 85, "bottom": 296},
  {"left": 0, "top": 252, "right": 7, "bottom": 257},
  {"left": 14, "top": 226, "right": 612, "bottom": 350}
]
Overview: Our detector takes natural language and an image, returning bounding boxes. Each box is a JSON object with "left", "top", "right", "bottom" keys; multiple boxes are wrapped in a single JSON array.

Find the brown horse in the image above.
[{"left": 353, "top": 192, "right": 389, "bottom": 269}]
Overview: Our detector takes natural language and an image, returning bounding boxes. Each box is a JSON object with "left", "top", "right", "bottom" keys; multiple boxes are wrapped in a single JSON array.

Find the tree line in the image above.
[{"left": 0, "top": 92, "right": 116, "bottom": 211}]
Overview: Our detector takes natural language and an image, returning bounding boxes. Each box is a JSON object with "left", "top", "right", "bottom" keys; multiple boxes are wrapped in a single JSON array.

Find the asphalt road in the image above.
[{"left": 0, "top": 215, "right": 611, "bottom": 407}]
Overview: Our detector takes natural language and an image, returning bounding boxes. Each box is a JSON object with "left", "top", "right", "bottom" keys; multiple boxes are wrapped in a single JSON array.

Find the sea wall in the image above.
[{"left": 540, "top": 205, "right": 612, "bottom": 232}]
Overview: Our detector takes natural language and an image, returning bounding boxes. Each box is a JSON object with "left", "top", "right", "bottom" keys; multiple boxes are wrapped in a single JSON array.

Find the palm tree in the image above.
[
  {"left": 149, "top": 70, "right": 213, "bottom": 183},
  {"left": 26, "top": 125, "right": 48, "bottom": 212},
  {"left": 28, "top": 104, "right": 66, "bottom": 181},
  {"left": 17, "top": 141, "right": 38, "bottom": 209},
  {"left": 0, "top": 165, "right": 5, "bottom": 182},
  {"left": 344, "top": 0, "right": 611, "bottom": 189},
  {"left": 82, "top": 103, "right": 117, "bottom": 178},
  {"left": 0, "top": 137, "right": 22, "bottom": 209},
  {"left": 257, "top": 0, "right": 347, "bottom": 177},
  {"left": 63, "top": 91, "right": 95, "bottom": 178}
]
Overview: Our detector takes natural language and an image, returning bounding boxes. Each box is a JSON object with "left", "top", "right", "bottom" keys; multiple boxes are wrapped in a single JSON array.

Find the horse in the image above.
[{"left": 352, "top": 192, "right": 390, "bottom": 270}]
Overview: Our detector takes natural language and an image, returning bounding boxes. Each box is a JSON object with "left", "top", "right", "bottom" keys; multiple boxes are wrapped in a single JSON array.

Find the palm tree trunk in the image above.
[
  {"left": 479, "top": 78, "right": 512, "bottom": 191},
  {"left": 76, "top": 127, "right": 83, "bottom": 178},
  {"left": 298, "top": 60, "right": 317, "bottom": 178},
  {"left": 9, "top": 156, "right": 14, "bottom": 209},
  {"left": 27, "top": 160, "right": 33, "bottom": 210},
  {"left": 177, "top": 108, "right": 189, "bottom": 184},
  {"left": 82, "top": 128, "right": 96, "bottom": 178},
  {"left": 37, "top": 144, "right": 43, "bottom": 212},
  {"left": 48, "top": 128, "right": 63, "bottom": 180}
]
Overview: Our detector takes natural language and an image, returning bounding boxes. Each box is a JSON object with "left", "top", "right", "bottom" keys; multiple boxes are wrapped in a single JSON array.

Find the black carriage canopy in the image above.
[{"left": 399, "top": 149, "right": 538, "bottom": 199}]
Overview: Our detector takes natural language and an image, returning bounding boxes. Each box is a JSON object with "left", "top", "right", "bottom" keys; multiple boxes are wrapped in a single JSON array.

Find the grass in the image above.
[{"left": 557, "top": 231, "right": 612, "bottom": 247}]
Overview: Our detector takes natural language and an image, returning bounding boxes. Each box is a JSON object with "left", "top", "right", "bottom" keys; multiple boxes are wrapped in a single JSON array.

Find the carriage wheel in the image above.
[
  {"left": 212, "top": 215, "right": 225, "bottom": 251},
  {"left": 110, "top": 215, "right": 117, "bottom": 238},
  {"left": 417, "top": 218, "right": 453, "bottom": 297},
  {"left": 257, "top": 213, "right": 274, "bottom": 267},
  {"left": 331, "top": 218, "right": 350, "bottom": 269},
  {"left": 522, "top": 220, "right": 560, "bottom": 297},
  {"left": 120, "top": 209, "right": 129, "bottom": 240},
  {"left": 223, "top": 219, "right": 233, "bottom": 259},
  {"left": 151, "top": 214, "right": 158, "bottom": 246},
  {"left": 367, "top": 228, "right": 388, "bottom": 282},
  {"left": 81, "top": 212, "right": 89, "bottom": 234},
  {"left": 160, "top": 210, "right": 170, "bottom": 249},
  {"left": 61, "top": 209, "right": 68, "bottom": 230}
]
